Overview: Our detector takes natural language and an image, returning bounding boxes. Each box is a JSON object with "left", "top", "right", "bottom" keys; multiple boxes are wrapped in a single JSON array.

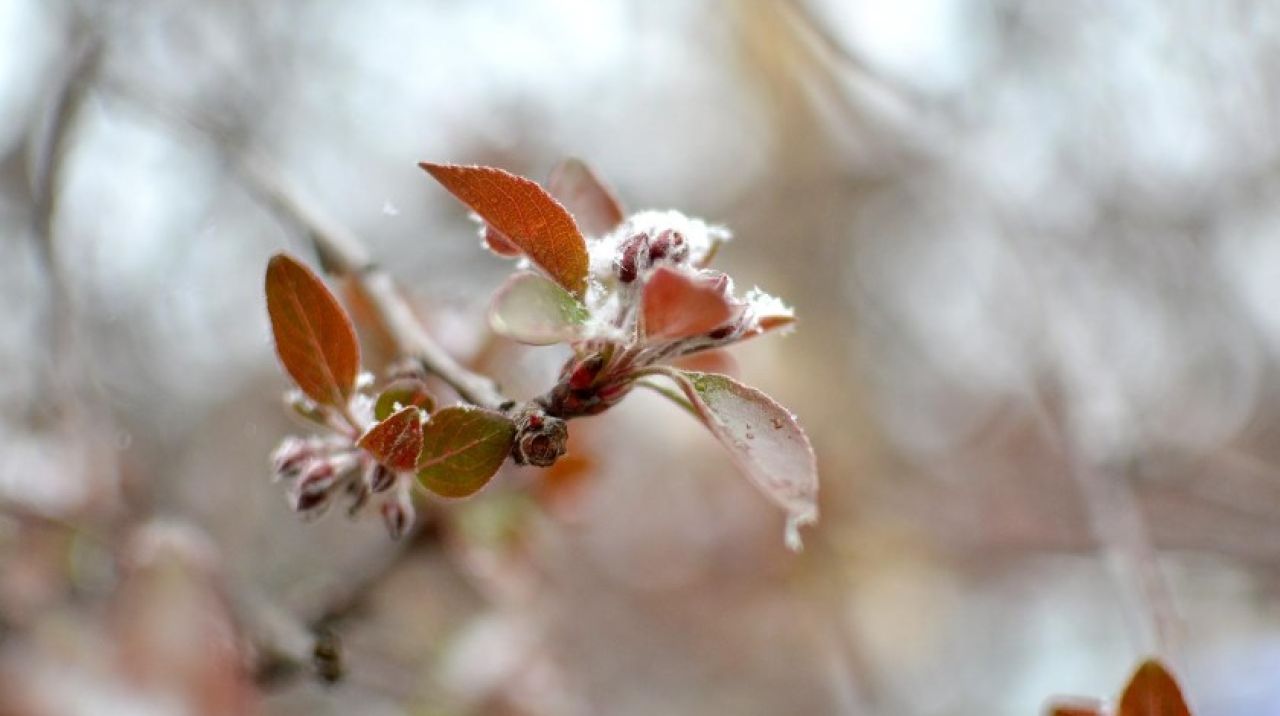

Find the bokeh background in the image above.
[{"left": 3, "top": 1, "right": 1280, "bottom": 714}]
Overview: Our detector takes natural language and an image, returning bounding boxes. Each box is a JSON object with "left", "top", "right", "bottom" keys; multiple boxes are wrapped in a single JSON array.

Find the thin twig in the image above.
[{"left": 234, "top": 156, "right": 509, "bottom": 410}]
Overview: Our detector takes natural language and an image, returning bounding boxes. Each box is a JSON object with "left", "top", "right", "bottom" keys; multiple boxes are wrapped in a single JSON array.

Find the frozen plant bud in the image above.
[
  {"left": 511, "top": 407, "right": 568, "bottom": 467},
  {"left": 367, "top": 462, "right": 396, "bottom": 493},
  {"left": 272, "top": 437, "right": 320, "bottom": 480},
  {"left": 380, "top": 489, "right": 414, "bottom": 540}
]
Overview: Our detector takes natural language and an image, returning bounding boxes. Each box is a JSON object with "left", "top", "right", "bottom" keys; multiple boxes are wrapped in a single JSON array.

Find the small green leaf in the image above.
[
  {"left": 357, "top": 406, "right": 424, "bottom": 472},
  {"left": 489, "top": 272, "right": 589, "bottom": 345},
  {"left": 417, "top": 407, "right": 517, "bottom": 498},
  {"left": 656, "top": 368, "right": 818, "bottom": 551},
  {"left": 374, "top": 378, "right": 436, "bottom": 421}
]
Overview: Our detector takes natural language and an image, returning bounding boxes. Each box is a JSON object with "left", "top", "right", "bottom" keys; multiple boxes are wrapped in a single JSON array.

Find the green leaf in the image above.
[
  {"left": 417, "top": 407, "right": 517, "bottom": 498},
  {"left": 1118, "top": 659, "right": 1192, "bottom": 716},
  {"left": 357, "top": 406, "right": 424, "bottom": 471},
  {"left": 489, "top": 272, "right": 589, "bottom": 345},
  {"left": 374, "top": 378, "right": 436, "bottom": 421},
  {"left": 656, "top": 368, "right": 818, "bottom": 551},
  {"left": 265, "top": 253, "right": 361, "bottom": 408},
  {"left": 420, "top": 162, "right": 590, "bottom": 298}
]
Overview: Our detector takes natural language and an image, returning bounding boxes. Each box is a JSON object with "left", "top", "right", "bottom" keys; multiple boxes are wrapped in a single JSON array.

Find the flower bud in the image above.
[
  {"left": 511, "top": 408, "right": 568, "bottom": 467},
  {"left": 367, "top": 463, "right": 396, "bottom": 494},
  {"left": 271, "top": 437, "right": 318, "bottom": 480},
  {"left": 380, "top": 490, "right": 414, "bottom": 540}
]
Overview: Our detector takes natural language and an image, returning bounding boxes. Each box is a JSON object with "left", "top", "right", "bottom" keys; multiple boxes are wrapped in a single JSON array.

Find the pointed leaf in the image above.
[
  {"left": 417, "top": 407, "right": 517, "bottom": 498},
  {"left": 358, "top": 406, "right": 424, "bottom": 471},
  {"left": 489, "top": 272, "right": 589, "bottom": 345},
  {"left": 547, "top": 158, "right": 625, "bottom": 237},
  {"left": 374, "top": 378, "right": 436, "bottom": 421},
  {"left": 1118, "top": 660, "right": 1191, "bottom": 716},
  {"left": 642, "top": 266, "right": 737, "bottom": 341},
  {"left": 265, "top": 253, "right": 361, "bottom": 407},
  {"left": 659, "top": 369, "right": 818, "bottom": 550},
  {"left": 420, "top": 162, "right": 589, "bottom": 297}
]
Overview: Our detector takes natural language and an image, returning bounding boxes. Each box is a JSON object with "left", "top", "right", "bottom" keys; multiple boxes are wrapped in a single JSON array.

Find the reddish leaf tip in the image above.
[{"left": 419, "top": 161, "right": 589, "bottom": 298}]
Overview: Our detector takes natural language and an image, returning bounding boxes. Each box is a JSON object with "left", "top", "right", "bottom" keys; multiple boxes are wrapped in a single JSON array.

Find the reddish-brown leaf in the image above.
[
  {"left": 547, "top": 158, "right": 625, "bottom": 237},
  {"left": 420, "top": 162, "right": 589, "bottom": 297},
  {"left": 1118, "top": 660, "right": 1192, "bottom": 716},
  {"left": 642, "top": 266, "right": 737, "bottom": 341},
  {"left": 265, "top": 253, "right": 361, "bottom": 408},
  {"left": 358, "top": 406, "right": 424, "bottom": 471},
  {"left": 417, "top": 406, "right": 517, "bottom": 498}
]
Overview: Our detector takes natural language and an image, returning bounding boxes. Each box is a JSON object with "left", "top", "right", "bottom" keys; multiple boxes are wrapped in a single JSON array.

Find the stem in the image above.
[{"left": 235, "top": 156, "right": 508, "bottom": 410}]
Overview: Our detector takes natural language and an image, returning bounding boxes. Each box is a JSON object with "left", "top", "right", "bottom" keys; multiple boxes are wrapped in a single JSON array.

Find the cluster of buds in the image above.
[
  {"left": 522, "top": 209, "right": 795, "bottom": 419},
  {"left": 269, "top": 383, "right": 419, "bottom": 539}
]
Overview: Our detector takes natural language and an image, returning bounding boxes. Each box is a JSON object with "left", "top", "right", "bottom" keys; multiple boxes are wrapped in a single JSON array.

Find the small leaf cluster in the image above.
[{"left": 266, "top": 255, "right": 516, "bottom": 538}]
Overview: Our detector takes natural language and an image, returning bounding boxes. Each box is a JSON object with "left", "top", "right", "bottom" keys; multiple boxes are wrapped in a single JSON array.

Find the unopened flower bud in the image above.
[
  {"left": 649, "top": 229, "right": 688, "bottom": 264},
  {"left": 272, "top": 437, "right": 319, "bottom": 480},
  {"left": 614, "top": 232, "right": 646, "bottom": 283},
  {"left": 367, "top": 463, "right": 396, "bottom": 494},
  {"left": 511, "top": 408, "right": 568, "bottom": 467},
  {"left": 380, "top": 490, "right": 414, "bottom": 540}
]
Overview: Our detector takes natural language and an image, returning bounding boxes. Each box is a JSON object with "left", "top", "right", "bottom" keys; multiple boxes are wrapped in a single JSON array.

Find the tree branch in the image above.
[{"left": 234, "top": 156, "right": 509, "bottom": 410}]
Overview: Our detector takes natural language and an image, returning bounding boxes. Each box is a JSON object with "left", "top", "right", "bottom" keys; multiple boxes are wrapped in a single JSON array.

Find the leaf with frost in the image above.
[
  {"left": 653, "top": 368, "right": 818, "bottom": 550},
  {"left": 417, "top": 407, "right": 517, "bottom": 498},
  {"left": 547, "top": 158, "right": 625, "bottom": 237},
  {"left": 265, "top": 253, "right": 361, "bottom": 408},
  {"left": 358, "top": 406, "right": 424, "bottom": 471},
  {"left": 489, "top": 272, "right": 589, "bottom": 346},
  {"left": 374, "top": 378, "right": 436, "bottom": 421},
  {"left": 420, "top": 162, "right": 589, "bottom": 298}
]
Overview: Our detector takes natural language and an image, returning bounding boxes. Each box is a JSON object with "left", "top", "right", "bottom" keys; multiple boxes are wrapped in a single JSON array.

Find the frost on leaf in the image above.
[
  {"left": 489, "top": 272, "right": 589, "bottom": 346},
  {"left": 265, "top": 253, "right": 361, "bottom": 408},
  {"left": 420, "top": 162, "right": 589, "bottom": 298},
  {"left": 417, "top": 407, "right": 517, "bottom": 498},
  {"left": 374, "top": 378, "right": 435, "bottom": 421},
  {"left": 357, "top": 406, "right": 424, "bottom": 472},
  {"left": 656, "top": 368, "right": 818, "bottom": 550},
  {"left": 1118, "top": 660, "right": 1192, "bottom": 716},
  {"left": 547, "top": 157, "right": 625, "bottom": 237}
]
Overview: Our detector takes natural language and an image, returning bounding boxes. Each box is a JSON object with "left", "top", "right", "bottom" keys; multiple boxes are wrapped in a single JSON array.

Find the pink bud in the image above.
[
  {"left": 271, "top": 437, "right": 317, "bottom": 479},
  {"left": 367, "top": 463, "right": 396, "bottom": 494},
  {"left": 380, "top": 492, "right": 414, "bottom": 540},
  {"left": 293, "top": 461, "right": 338, "bottom": 513},
  {"left": 614, "top": 232, "right": 647, "bottom": 283}
]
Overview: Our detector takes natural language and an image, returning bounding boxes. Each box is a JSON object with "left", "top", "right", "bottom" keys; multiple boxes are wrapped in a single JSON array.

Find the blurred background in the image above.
[{"left": 3, "top": 0, "right": 1280, "bottom": 713}]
